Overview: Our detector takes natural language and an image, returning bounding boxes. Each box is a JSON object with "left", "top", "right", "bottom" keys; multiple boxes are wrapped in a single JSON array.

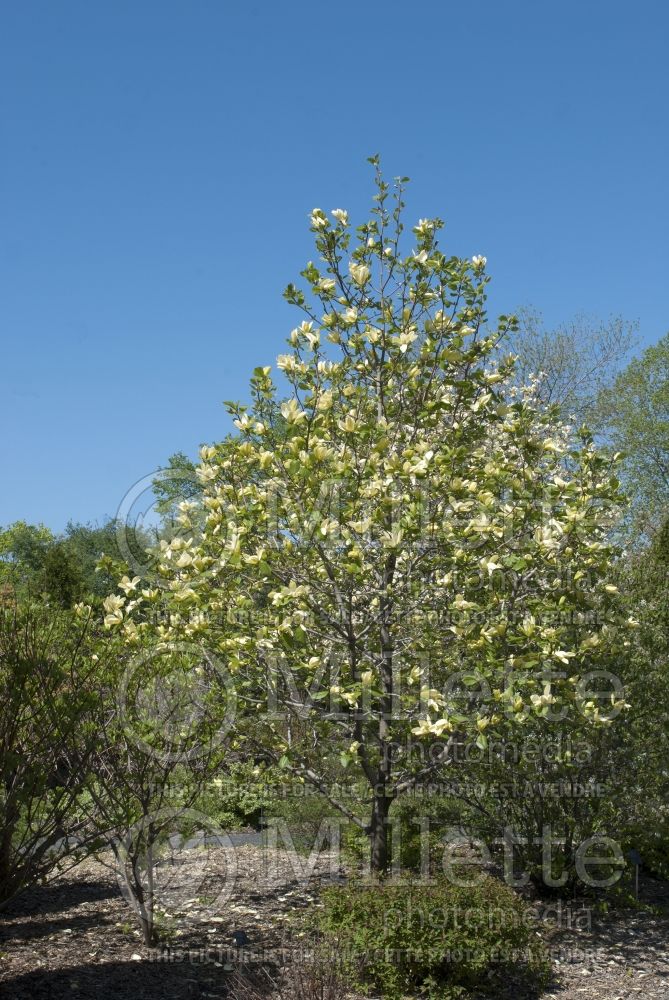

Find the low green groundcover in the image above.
[{"left": 316, "top": 873, "right": 551, "bottom": 999}]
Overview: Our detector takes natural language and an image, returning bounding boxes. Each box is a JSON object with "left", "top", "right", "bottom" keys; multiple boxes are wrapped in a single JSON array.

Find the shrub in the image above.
[
  {"left": 390, "top": 796, "right": 465, "bottom": 874},
  {"left": 316, "top": 874, "right": 551, "bottom": 999},
  {"left": 0, "top": 602, "right": 105, "bottom": 907},
  {"left": 195, "top": 761, "right": 268, "bottom": 829}
]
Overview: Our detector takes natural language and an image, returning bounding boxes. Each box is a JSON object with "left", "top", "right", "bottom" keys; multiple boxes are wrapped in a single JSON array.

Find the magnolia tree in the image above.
[{"left": 108, "top": 161, "right": 630, "bottom": 871}]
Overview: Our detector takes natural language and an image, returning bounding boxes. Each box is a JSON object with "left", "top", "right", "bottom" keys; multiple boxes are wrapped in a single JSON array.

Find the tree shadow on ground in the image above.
[
  {"left": 0, "top": 909, "right": 116, "bottom": 944},
  {"left": 0, "top": 959, "right": 230, "bottom": 1000},
  {"left": 1, "top": 878, "right": 118, "bottom": 918}
]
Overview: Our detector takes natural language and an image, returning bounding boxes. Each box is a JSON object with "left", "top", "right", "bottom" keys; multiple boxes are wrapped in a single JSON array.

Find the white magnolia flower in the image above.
[
  {"left": 277, "top": 354, "right": 298, "bottom": 373},
  {"left": 452, "top": 594, "right": 477, "bottom": 611},
  {"left": 381, "top": 526, "right": 404, "bottom": 549},
  {"left": 317, "top": 390, "right": 334, "bottom": 411},
  {"left": 431, "top": 718, "right": 452, "bottom": 736},
  {"left": 338, "top": 413, "right": 357, "bottom": 433},
  {"left": 479, "top": 558, "right": 503, "bottom": 577},
  {"left": 317, "top": 277, "right": 336, "bottom": 295},
  {"left": 530, "top": 684, "right": 557, "bottom": 710},
  {"left": 349, "top": 261, "right": 371, "bottom": 286},
  {"left": 103, "top": 593, "right": 125, "bottom": 628},
  {"left": 280, "top": 399, "right": 306, "bottom": 424},
  {"left": 553, "top": 649, "right": 576, "bottom": 664},
  {"left": 331, "top": 208, "right": 348, "bottom": 224},
  {"left": 414, "top": 218, "right": 435, "bottom": 236},
  {"left": 470, "top": 393, "right": 492, "bottom": 413},
  {"left": 195, "top": 464, "right": 217, "bottom": 483},
  {"left": 395, "top": 328, "right": 418, "bottom": 353},
  {"left": 420, "top": 687, "right": 444, "bottom": 711},
  {"left": 472, "top": 254, "right": 487, "bottom": 268},
  {"left": 103, "top": 594, "right": 125, "bottom": 614},
  {"left": 310, "top": 208, "right": 328, "bottom": 229},
  {"left": 118, "top": 575, "right": 141, "bottom": 594},
  {"left": 411, "top": 719, "right": 434, "bottom": 737}
]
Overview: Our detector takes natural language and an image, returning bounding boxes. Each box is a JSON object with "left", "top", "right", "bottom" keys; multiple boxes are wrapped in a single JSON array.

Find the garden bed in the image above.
[{"left": 1, "top": 846, "right": 668, "bottom": 999}]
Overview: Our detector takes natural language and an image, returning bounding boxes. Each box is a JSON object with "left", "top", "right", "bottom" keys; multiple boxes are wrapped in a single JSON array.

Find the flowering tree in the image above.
[{"left": 109, "top": 161, "right": 629, "bottom": 871}]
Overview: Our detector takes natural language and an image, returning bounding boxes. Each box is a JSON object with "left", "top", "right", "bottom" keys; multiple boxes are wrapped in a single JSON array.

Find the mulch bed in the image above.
[{"left": 1, "top": 846, "right": 668, "bottom": 999}]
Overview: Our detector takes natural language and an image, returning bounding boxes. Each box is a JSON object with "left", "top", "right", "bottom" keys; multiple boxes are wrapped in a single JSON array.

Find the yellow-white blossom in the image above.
[
  {"left": 414, "top": 218, "right": 435, "bottom": 236},
  {"left": 553, "top": 650, "right": 576, "bottom": 664},
  {"left": 338, "top": 413, "right": 357, "bottom": 433},
  {"left": 310, "top": 208, "right": 328, "bottom": 229},
  {"left": 280, "top": 399, "right": 307, "bottom": 424},
  {"left": 349, "top": 261, "right": 371, "bottom": 286},
  {"left": 103, "top": 594, "right": 125, "bottom": 628}
]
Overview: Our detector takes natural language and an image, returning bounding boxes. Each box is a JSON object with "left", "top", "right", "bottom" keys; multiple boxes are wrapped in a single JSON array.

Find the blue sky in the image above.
[{"left": 2, "top": 0, "right": 668, "bottom": 531}]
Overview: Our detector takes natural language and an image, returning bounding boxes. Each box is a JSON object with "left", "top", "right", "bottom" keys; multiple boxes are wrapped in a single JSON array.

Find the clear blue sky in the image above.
[{"left": 2, "top": 1, "right": 668, "bottom": 531}]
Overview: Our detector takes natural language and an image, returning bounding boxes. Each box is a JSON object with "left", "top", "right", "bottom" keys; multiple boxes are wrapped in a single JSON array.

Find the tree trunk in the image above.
[{"left": 369, "top": 791, "right": 391, "bottom": 873}]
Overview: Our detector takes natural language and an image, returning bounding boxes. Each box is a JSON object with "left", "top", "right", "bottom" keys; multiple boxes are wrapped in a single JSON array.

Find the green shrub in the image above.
[
  {"left": 390, "top": 796, "right": 464, "bottom": 873},
  {"left": 194, "top": 761, "right": 268, "bottom": 829},
  {"left": 316, "top": 874, "right": 551, "bottom": 999},
  {"left": 622, "top": 811, "right": 669, "bottom": 881}
]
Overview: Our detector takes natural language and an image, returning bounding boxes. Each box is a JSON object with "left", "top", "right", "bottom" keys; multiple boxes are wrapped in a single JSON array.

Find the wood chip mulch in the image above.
[{"left": 1, "top": 847, "right": 668, "bottom": 999}]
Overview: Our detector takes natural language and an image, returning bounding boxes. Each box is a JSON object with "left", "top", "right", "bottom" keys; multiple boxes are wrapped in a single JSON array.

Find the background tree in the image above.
[
  {"left": 61, "top": 519, "right": 130, "bottom": 599},
  {"left": 151, "top": 451, "right": 201, "bottom": 521},
  {"left": 0, "top": 521, "right": 54, "bottom": 597},
  {"left": 610, "top": 516, "right": 669, "bottom": 874},
  {"left": 0, "top": 519, "right": 133, "bottom": 607},
  {"left": 595, "top": 331, "right": 669, "bottom": 536},
  {"left": 502, "top": 308, "right": 637, "bottom": 424}
]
